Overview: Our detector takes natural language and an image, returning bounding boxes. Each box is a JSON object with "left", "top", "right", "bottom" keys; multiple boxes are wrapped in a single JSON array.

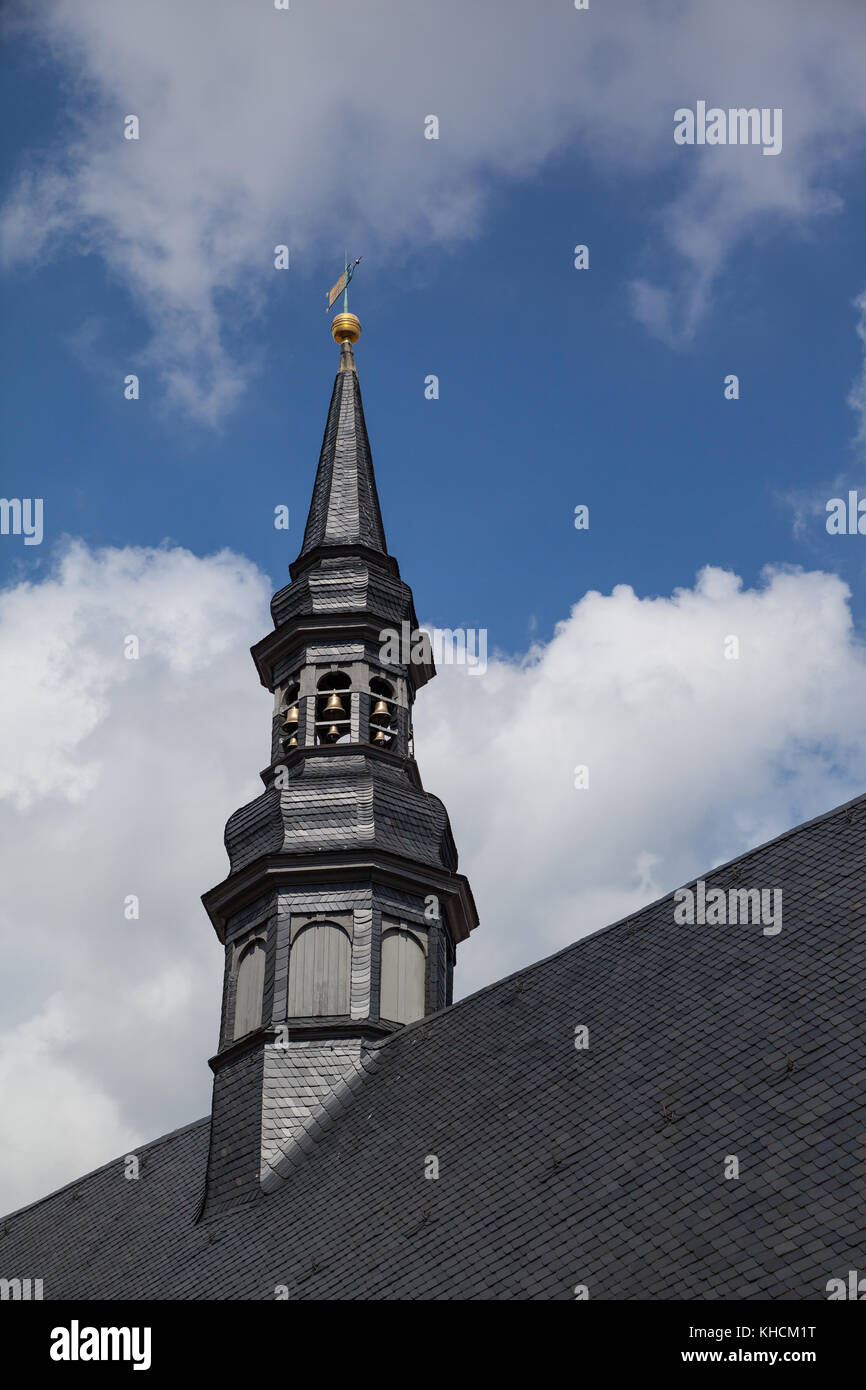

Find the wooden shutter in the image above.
[
  {"left": 234, "top": 941, "right": 265, "bottom": 1038},
  {"left": 380, "top": 929, "right": 426, "bottom": 1024},
  {"left": 288, "top": 923, "right": 351, "bottom": 1016}
]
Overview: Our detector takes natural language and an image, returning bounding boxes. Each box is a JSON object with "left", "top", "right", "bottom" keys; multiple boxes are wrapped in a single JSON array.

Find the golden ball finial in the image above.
[{"left": 331, "top": 312, "right": 362, "bottom": 345}]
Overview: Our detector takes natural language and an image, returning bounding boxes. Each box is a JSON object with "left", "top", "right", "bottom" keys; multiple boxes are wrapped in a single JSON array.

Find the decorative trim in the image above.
[
  {"left": 230, "top": 927, "right": 268, "bottom": 969},
  {"left": 203, "top": 849, "right": 478, "bottom": 946},
  {"left": 382, "top": 918, "right": 428, "bottom": 954},
  {"left": 289, "top": 911, "right": 353, "bottom": 945}
]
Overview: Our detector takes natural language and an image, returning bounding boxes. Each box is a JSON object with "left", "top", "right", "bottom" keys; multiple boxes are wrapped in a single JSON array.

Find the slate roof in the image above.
[
  {"left": 224, "top": 753, "right": 457, "bottom": 875},
  {"left": 270, "top": 555, "right": 414, "bottom": 630},
  {"left": 298, "top": 361, "right": 388, "bottom": 561},
  {"left": 3, "top": 789, "right": 864, "bottom": 1300}
]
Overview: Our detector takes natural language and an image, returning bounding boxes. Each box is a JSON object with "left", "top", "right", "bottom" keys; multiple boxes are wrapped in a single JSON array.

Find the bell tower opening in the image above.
[
  {"left": 278, "top": 680, "right": 301, "bottom": 750},
  {"left": 315, "top": 670, "right": 352, "bottom": 745},
  {"left": 368, "top": 674, "right": 397, "bottom": 748}
]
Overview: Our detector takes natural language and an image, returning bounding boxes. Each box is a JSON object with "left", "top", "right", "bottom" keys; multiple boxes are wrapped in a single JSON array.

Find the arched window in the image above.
[
  {"left": 287, "top": 922, "right": 351, "bottom": 1016},
  {"left": 380, "top": 929, "right": 426, "bottom": 1025},
  {"left": 234, "top": 939, "right": 266, "bottom": 1039}
]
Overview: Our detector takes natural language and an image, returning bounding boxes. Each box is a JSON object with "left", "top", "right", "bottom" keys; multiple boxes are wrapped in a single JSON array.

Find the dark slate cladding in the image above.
[
  {"left": 223, "top": 893, "right": 276, "bottom": 946},
  {"left": 425, "top": 922, "right": 449, "bottom": 1017},
  {"left": 376, "top": 885, "right": 437, "bottom": 925},
  {"left": 299, "top": 368, "right": 387, "bottom": 558},
  {"left": 270, "top": 558, "right": 413, "bottom": 629},
  {"left": 202, "top": 1046, "right": 266, "bottom": 1217},
  {"left": 224, "top": 754, "right": 458, "bottom": 874},
  {"left": 5, "top": 791, "right": 865, "bottom": 1299},
  {"left": 223, "top": 787, "right": 283, "bottom": 870}
]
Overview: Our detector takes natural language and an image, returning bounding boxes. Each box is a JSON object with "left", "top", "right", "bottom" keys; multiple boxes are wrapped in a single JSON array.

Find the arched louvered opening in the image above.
[
  {"left": 233, "top": 939, "right": 266, "bottom": 1039},
  {"left": 368, "top": 674, "right": 397, "bottom": 750},
  {"left": 380, "top": 928, "right": 426, "bottom": 1025},
  {"left": 287, "top": 921, "right": 352, "bottom": 1015},
  {"left": 315, "top": 670, "right": 352, "bottom": 745}
]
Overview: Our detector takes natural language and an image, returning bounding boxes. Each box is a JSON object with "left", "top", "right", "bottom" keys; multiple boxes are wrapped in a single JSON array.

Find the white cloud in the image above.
[
  {"left": 0, "top": 998, "right": 142, "bottom": 1213},
  {"left": 777, "top": 487, "right": 828, "bottom": 542},
  {"left": 419, "top": 563, "right": 866, "bottom": 989},
  {"left": 2, "top": 543, "right": 866, "bottom": 1210},
  {"left": 0, "top": 541, "right": 272, "bottom": 1211},
  {"left": 3, "top": 0, "right": 866, "bottom": 417}
]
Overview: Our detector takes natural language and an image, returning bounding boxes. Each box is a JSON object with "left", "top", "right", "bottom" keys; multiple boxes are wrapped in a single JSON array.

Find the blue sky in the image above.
[
  {"left": 3, "top": 11, "right": 865, "bottom": 653},
  {"left": 4, "top": 0, "right": 866, "bottom": 1211}
]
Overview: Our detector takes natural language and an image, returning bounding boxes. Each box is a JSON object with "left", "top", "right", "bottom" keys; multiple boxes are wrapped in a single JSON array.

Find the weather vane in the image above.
[{"left": 326, "top": 252, "right": 362, "bottom": 314}]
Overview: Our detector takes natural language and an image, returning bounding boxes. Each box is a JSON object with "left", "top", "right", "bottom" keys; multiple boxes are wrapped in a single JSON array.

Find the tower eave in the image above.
[
  {"left": 201, "top": 849, "right": 478, "bottom": 946},
  {"left": 250, "top": 613, "right": 435, "bottom": 693}
]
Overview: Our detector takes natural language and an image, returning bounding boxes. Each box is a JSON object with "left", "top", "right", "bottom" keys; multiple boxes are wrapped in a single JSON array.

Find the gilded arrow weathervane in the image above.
[{"left": 326, "top": 252, "right": 362, "bottom": 312}]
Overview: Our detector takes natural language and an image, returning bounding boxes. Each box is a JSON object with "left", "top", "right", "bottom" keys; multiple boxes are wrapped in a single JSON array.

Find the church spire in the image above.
[
  {"left": 296, "top": 313, "right": 388, "bottom": 566},
  {"left": 199, "top": 312, "right": 478, "bottom": 1215}
]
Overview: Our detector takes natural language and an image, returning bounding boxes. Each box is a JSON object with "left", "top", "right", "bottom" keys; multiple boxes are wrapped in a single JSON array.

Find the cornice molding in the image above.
[{"left": 202, "top": 847, "right": 478, "bottom": 946}]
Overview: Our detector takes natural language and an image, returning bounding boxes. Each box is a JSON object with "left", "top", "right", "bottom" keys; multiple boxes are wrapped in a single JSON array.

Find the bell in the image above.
[
  {"left": 371, "top": 699, "right": 390, "bottom": 722},
  {"left": 324, "top": 692, "right": 346, "bottom": 716},
  {"left": 285, "top": 735, "right": 298, "bottom": 748},
  {"left": 282, "top": 704, "right": 299, "bottom": 725},
  {"left": 326, "top": 724, "right": 341, "bottom": 742},
  {"left": 372, "top": 729, "right": 390, "bottom": 745}
]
